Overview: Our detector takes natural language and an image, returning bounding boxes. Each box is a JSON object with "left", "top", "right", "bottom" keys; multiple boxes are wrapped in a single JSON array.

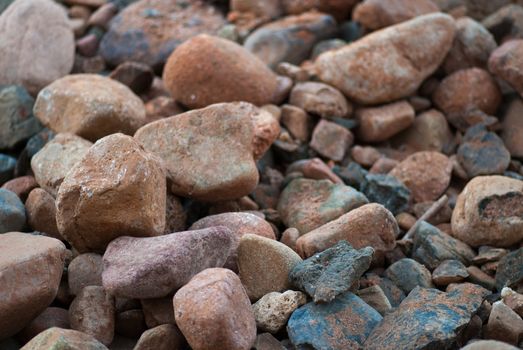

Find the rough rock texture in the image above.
[
  {"left": 502, "top": 98, "right": 523, "bottom": 158},
  {"left": 252, "top": 291, "right": 307, "bottom": 334},
  {"left": 33, "top": 74, "right": 146, "bottom": 142},
  {"left": 162, "top": 34, "right": 280, "bottom": 109},
  {"left": 135, "top": 102, "right": 259, "bottom": 202},
  {"left": 0, "top": 232, "right": 66, "bottom": 339},
  {"left": 0, "top": 188, "right": 26, "bottom": 233},
  {"left": 102, "top": 227, "right": 234, "bottom": 299},
  {"left": 496, "top": 248, "right": 523, "bottom": 290},
  {"left": 309, "top": 120, "right": 354, "bottom": 161},
  {"left": 134, "top": 324, "right": 185, "bottom": 350},
  {"left": 355, "top": 101, "right": 415, "bottom": 142},
  {"left": 68, "top": 253, "right": 103, "bottom": 296},
  {"left": 0, "top": 0, "right": 74, "bottom": 95},
  {"left": 485, "top": 300, "right": 523, "bottom": 345},
  {"left": 384, "top": 258, "right": 434, "bottom": 294},
  {"left": 20, "top": 327, "right": 108, "bottom": 350},
  {"left": 356, "top": 285, "right": 392, "bottom": 315},
  {"left": 289, "top": 82, "right": 351, "bottom": 119},
  {"left": 314, "top": 13, "right": 456, "bottom": 104},
  {"left": 56, "top": 133, "right": 166, "bottom": 253},
  {"left": 361, "top": 173, "right": 411, "bottom": 215},
  {"left": 25, "top": 188, "right": 60, "bottom": 239},
  {"left": 489, "top": 39, "right": 523, "bottom": 96},
  {"left": 451, "top": 176, "right": 523, "bottom": 247},
  {"left": 174, "top": 268, "right": 257, "bottom": 350},
  {"left": 432, "top": 259, "right": 469, "bottom": 285}
]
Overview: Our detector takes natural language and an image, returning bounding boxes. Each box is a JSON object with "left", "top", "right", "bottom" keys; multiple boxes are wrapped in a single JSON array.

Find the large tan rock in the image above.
[
  {"left": 0, "top": 232, "right": 66, "bottom": 339},
  {"left": 34, "top": 74, "right": 146, "bottom": 142},
  {"left": 314, "top": 13, "right": 455, "bottom": 104},
  {"left": 56, "top": 133, "right": 166, "bottom": 253}
]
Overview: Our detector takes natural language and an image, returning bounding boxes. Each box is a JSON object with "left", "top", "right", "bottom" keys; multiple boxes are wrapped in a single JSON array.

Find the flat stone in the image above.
[
  {"left": 0, "top": 188, "right": 26, "bottom": 233},
  {"left": 432, "top": 259, "right": 469, "bottom": 286},
  {"left": 289, "top": 81, "right": 351, "bottom": 119},
  {"left": 361, "top": 173, "right": 411, "bottom": 215},
  {"left": 25, "top": 188, "right": 60, "bottom": 239},
  {"left": 20, "top": 327, "right": 108, "bottom": 350},
  {"left": 496, "top": 248, "right": 523, "bottom": 291},
  {"left": 356, "top": 285, "right": 392, "bottom": 315},
  {"left": 290, "top": 241, "right": 373, "bottom": 303},
  {"left": 102, "top": 227, "right": 234, "bottom": 299},
  {"left": 68, "top": 253, "right": 103, "bottom": 296},
  {"left": 384, "top": 258, "right": 434, "bottom": 294},
  {"left": 309, "top": 119, "right": 353, "bottom": 161},
  {"left": 252, "top": 290, "right": 307, "bottom": 333},
  {"left": 467, "top": 265, "right": 496, "bottom": 290},
  {"left": 134, "top": 324, "right": 185, "bottom": 350},
  {"left": 355, "top": 101, "right": 415, "bottom": 142},
  {"left": 485, "top": 300, "right": 523, "bottom": 345},
  {"left": 474, "top": 246, "right": 508, "bottom": 265}
]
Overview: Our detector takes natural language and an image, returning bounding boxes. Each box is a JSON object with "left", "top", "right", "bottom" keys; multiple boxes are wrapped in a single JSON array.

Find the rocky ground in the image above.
[{"left": 2, "top": 0, "right": 523, "bottom": 349}]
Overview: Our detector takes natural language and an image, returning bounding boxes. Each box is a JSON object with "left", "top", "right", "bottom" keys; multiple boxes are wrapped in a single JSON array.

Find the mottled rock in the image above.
[
  {"left": 356, "top": 285, "right": 392, "bottom": 315},
  {"left": 252, "top": 106, "right": 281, "bottom": 160},
  {"left": 0, "top": 0, "right": 74, "bottom": 95},
  {"left": 489, "top": 39, "right": 523, "bottom": 97},
  {"left": 309, "top": 120, "right": 353, "bottom": 161},
  {"left": 289, "top": 82, "right": 351, "bottom": 119},
  {"left": 134, "top": 324, "right": 184, "bottom": 350},
  {"left": 432, "top": 259, "right": 469, "bottom": 286},
  {"left": 355, "top": 101, "right": 415, "bottom": 142},
  {"left": 485, "top": 300, "right": 523, "bottom": 345},
  {"left": 361, "top": 173, "right": 411, "bottom": 215},
  {"left": 20, "top": 327, "right": 108, "bottom": 350},
  {"left": 68, "top": 253, "right": 103, "bottom": 296},
  {"left": 474, "top": 246, "right": 508, "bottom": 265},
  {"left": 102, "top": 227, "right": 234, "bottom": 299},
  {"left": 502, "top": 98, "right": 523, "bottom": 158},
  {"left": 174, "top": 268, "right": 256, "bottom": 350},
  {"left": 385, "top": 258, "right": 434, "bottom": 294},
  {"left": 496, "top": 248, "right": 523, "bottom": 291},
  {"left": 34, "top": 74, "right": 146, "bottom": 142},
  {"left": 314, "top": 13, "right": 456, "bottom": 104},
  {"left": 252, "top": 291, "right": 307, "bottom": 333},
  {"left": 0, "top": 233, "right": 66, "bottom": 339},
  {"left": 0, "top": 189, "right": 25, "bottom": 233},
  {"left": 25, "top": 188, "right": 60, "bottom": 239},
  {"left": 502, "top": 287, "right": 523, "bottom": 317},
  {"left": 56, "top": 134, "right": 166, "bottom": 253},
  {"left": 253, "top": 333, "right": 285, "bottom": 350},
  {"left": 451, "top": 176, "right": 523, "bottom": 247},
  {"left": 164, "top": 192, "right": 186, "bottom": 234}
]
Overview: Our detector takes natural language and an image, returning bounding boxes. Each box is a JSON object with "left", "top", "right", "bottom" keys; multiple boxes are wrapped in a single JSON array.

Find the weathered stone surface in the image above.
[
  {"left": 364, "top": 284, "right": 489, "bottom": 349},
  {"left": 252, "top": 290, "right": 307, "bottom": 333},
  {"left": 356, "top": 285, "right": 392, "bottom": 315},
  {"left": 287, "top": 291, "right": 382, "bottom": 350},
  {"left": 461, "top": 340, "right": 519, "bottom": 350},
  {"left": 351, "top": 146, "right": 381, "bottom": 168},
  {"left": 489, "top": 39, "right": 523, "bottom": 97},
  {"left": 501, "top": 98, "right": 523, "bottom": 158},
  {"left": 361, "top": 173, "right": 411, "bottom": 215},
  {"left": 102, "top": 227, "right": 234, "bottom": 299},
  {"left": 0, "top": 154, "right": 16, "bottom": 185},
  {"left": 385, "top": 258, "right": 434, "bottom": 294},
  {"left": 290, "top": 241, "right": 373, "bottom": 303},
  {"left": 134, "top": 324, "right": 185, "bottom": 350},
  {"left": 20, "top": 327, "right": 108, "bottom": 350},
  {"left": 451, "top": 176, "right": 523, "bottom": 248},
  {"left": 25, "top": 188, "right": 60, "bottom": 239},
  {"left": 432, "top": 259, "right": 469, "bottom": 285},
  {"left": 251, "top": 106, "right": 281, "bottom": 160},
  {"left": 502, "top": 287, "right": 523, "bottom": 318},
  {"left": 277, "top": 178, "right": 368, "bottom": 234},
  {"left": 0, "top": 188, "right": 26, "bottom": 233},
  {"left": 68, "top": 253, "right": 103, "bottom": 296},
  {"left": 0, "top": 0, "right": 74, "bottom": 95},
  {"left": 56, "top": 134, "right": 166, "bottom": 253},
  {"left": 18, "top": 307, "right": 69, "bottom": 344},
  {"left": 281, "top": 0, "right": 358, "bottom": 22},
  {"left": 280, "top": 104, "right": 312, "bottom": 142},
  {"left": 355, "top": 101, "right": 415, "bottom": 142},
  {"left": 100, "top": 0, "right": 225, "bottom": 69},
  {"left": 135, "top": 102, "right": 259, "bottom": 202},
  {"left": 253, "top": 333, "right": 285, "bottom": 350},
  {"left": 164, "top": 192, "right": 186, "bottom": 234},
  {"left": 34, "top": 74, "right": 146, "bottom": 142},
  {"left": 163, "top": 34, "right": 280, "bottom": 109},
  {"left": 174, "top": 268, "right": 256, "bottom": 350},
  {"left": 485, "top": 300, "right": 523, "bottom": 345},
  {"left": 361, "top": 273, "right": 406, "bottom": 307},
  {"left": 296, "top": 203, "right": 398, "bottom": 259},
  {"left": 0, "top": 232, "right": 66, "bottom": 339},
  {"left": 314, "top": 13, "right": 455, "bottom": 104},
  {"left": 496, "top": 248, "right": 523, "bottom": 291},
  {"left": 289, "top": 82, "right": 351, "bottom": 119},
  {"left": 309, "top": 120, "right": 353, "bottom": 161}
]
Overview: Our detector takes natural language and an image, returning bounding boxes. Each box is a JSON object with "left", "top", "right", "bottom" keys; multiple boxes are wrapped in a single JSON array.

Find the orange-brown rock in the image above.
[
  {"left": 489, "top": 39, "right": 523, "bottom": 97},
  {"left": 289, "top": 81, "right": 352, "bottom": 119},
  {"left": 281, "top": 0, "right": 358, "bottom": 22},
  {"left": 355, "top": 101, "right": 415, "bottom": 143},
  {"left": 25, "top": 188, "right": 60, "bottom": 239},
  {"left": 252, "top": 107, "right": 281, "bottom": 160}
]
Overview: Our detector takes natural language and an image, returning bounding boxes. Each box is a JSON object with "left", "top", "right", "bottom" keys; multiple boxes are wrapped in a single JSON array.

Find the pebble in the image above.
[
  {"left": 474, "top": 246, "right": 508, "bottom": 265},
  {"left": 56, "top": 134, "right": 166, "bottom": 253},
  {"left": 384, "top": 258, "right": 434, "bottom": 294},
  {"left": 351, "top": 146, "right": 381, "bottom": 167},
  {"left": 314, "top": 13, "right": 455, "bottom": 104},
  {"left": 162, "top": 34, "right": 280, "bottom": 109},
  {"left": 489, "top": 39, "right": 523, "bottom": 97},
  {"left": 20, "top": 327, "right": 108, "bottom": 350},
  {"left": 361, "top": 173, "right": 411, "bottom": 215},
  {"left": 356, "top": 285, "right": 392, "bottom": 315},
  {"left": 244, "top": 12, "right": 337, "bottom": 68},
  {"left": 33, "top": 74, "right": 146, "bottom": 142},
  {"left": 252, "top": 290, "right": 307, "bottom": 333},
  {"left": 310, "top": 119, "right": 353, "bottom": 161},
  {"left": 25, "top": 188, "right": 60, "bottom": 239},
  {"left": 451, "top": 176, "right": 523, "bottom": 247},
  {"left": 0, "top": 188, "right": 26, "bottom": 233},
  {"left": 290, "top": 241, "right": 374, "bottom": 303},
  {"left": 485, "top": 300, "right": 523, "bottom": 345},
  {"left": 69, "top": 286, "right": 115, "bottom": 345},
  {"left": 18, "top": 307, "right": 70, "bottom": 344},
  {"left": 355, "top": 101, "right": 415, "bottom": 142},
  {"left": 238, "top": 234, "right": 302, "bottom": 301},
  {"left": 0, "top": 232, "right": 66, "bottom": 339},
  {"left": 173, "top": 268, "right": 257, "bottom": 350},
  {"left": 289, "top": 81, "right": 352, "bottom": 119},
  {"left": 501, "top": 98, "right": 523, "bottom": 158},
  {"left": 432, "top": 259, "right": 470, "bottom": 286},
  {"left": 287, "top": 291, "right": 382, "bottom": 350},
  {"left": 0, "top": 154, "right": 16, "bottom": 185},
  {"left": 100, "top": 0, "right": 225, "bottom": 69},
  {"left": 277, "top": 177, "right": 368, "bottom": 234},
  {"left": 280, "top": 105, "right": 311, "bottom": 142},
  {"left": 1, "top": 175, "right": 37, "bottom": 201},
  {"left": 134, "top": 324, "right": 185, "bottom": 350},
  {"left": 135, "top": 102, "right": 259, "bottom": 202},
  {"left": 102, "top": 227, "right": 234, "bottom": 299},
  {"left": 461, "top": 340, "right": 520, "bottom": 350},
  {"left": 296, "top": 203, "right": 398, "bottom": 259},
  {"left": 251, "top": 105, "right": 281, "bottom": 160},
  {"left": 361, "top": 272, "right": 406, "bottom": 307},
  {"left": 0, "top": 0, "right": 75, "bottom": 95},
  {"left": 496, "top": 248, "right": 523, "bottom": 291},
  {"left": 109, "top": 61, "right": 154, "bottom": 95},
  {"left": 68, "top": 253, "right": 103, "bottom": 296},
  {"left": 389, "top": 151, "right": 452, "bottom": 202}
]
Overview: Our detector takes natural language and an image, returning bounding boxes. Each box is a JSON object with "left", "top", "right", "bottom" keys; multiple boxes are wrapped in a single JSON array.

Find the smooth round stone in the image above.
[
  {"left": 489, "top": 39, "right": 523, "bottom": 97},
  {"left": 461, "top": 340, "right": 519, "bottom": 350},
  {"left": 0, "top": 188, "right": 26, "bottom": 233}
]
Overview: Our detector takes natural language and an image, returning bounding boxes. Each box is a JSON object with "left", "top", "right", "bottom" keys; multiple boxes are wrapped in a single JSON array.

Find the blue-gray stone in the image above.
[
  {"left": 362, "top": 173, "right": 411, "bottom": 215},
  {"left": 0, "top": 154, "right": 16, "bottom": 185},
  {"left": 384, "top": 258, "right": 434, "bottom": 294},
  {"left": 333, "top": 162, "right": 368, "bottom": 191},
  {"left": 0, "top": 188, "right": 26, "bottom": 233},
  {"left": 495, "top": 247, "right": 523, "bottom": 291}
]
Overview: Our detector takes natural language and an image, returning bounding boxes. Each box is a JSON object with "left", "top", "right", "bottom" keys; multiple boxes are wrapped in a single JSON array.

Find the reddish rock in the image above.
[
  {"left": 18, "top": 307, "right": 70, "bottom": 343},
  {"left": 21, "top": 327, "right": 108, "bottom": 350},
  {"left": 280, "top": 104, "right": 312, "bottom": 142},
  {"left": 56, "top": 134, "right": 166, "bottom": 253},
  {"left": 68, "top": 253, "right": 103, "bottom": 296},
  {"left": 310, "top": 120, "right": 353, "bottom": 161},
  {"left": 370, "top": 157, "right": 399, "bottom": 174},
  {"left": 173, "top": 268, "right": 257, "bottom": 350},
  {"left": 280, "top": 227, "right": 300, "bottom": 251},
  {"left": 281, "top": 0, "right": 358, "bottom": 22},
  {"left": 502, "top": 98, "right": 523, "bottom": 158},
  {"left": 1, "top": 175, "right": 37, "bottom": 201},
  {"left": 293, "top": 158, "right": 343, "bottom": 184},
  {"left": 25, "top": 188, "right": 60, "bottom": 239},
  {"left": 87, "top": 2, "right": 118, "bottom": 29},
  {"left": 230, "top": 0, "right": 282, "bottom": 21},
  {"left": 489, "top": 39, "right": 523, "bottom": 96},
  {"left": 290, "top": 82, "right": 351, "bottom": 119},
  {"left": 485, "top": 300, "right": 523, "bottom": 345},
  {"left": 252, "top": 107, "right": 281, "bottom": 160},
  {"left": 355, "top": 101, "right": 415, "bottom": 143},
  {"left": 351, "top": 146, "right": 381, "bottom": 167}
]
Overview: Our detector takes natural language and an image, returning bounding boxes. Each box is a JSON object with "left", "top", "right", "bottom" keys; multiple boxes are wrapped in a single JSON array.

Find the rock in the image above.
[
  {"left": 364, "top": 284, "right": 489, "bottom": 349},
  {"left": 389, "top": 151, "right": 452, "bottom": 202},
  {"left": 280, "top": 105, "right": 312, "bottom": 142},
  {"left": 114, "top": 309, "right": 147, "bottom": 338},
  {"left": 355, "top": 101, "right": 415, "bottom": 143},
  {"left": 190, "top": 212, "right": 275, "bottom": 270},
  {"left": 230, "top": 0, "right": 282, "bottom": 22},
  {"left": 353, "top": 0, "right": 439, "bottom": 30},
  {"left": 162, "top": 34, "right": 280, "bottom": 109},
  {"left": 451, "top": 176, "right": 523, "bottom": 248},
  {"left": 496, "top": 248, "right": 523, "bottom": 291},
  {"left": 277, "top": 178, "right": 368, "bottom": 234},
  {"left": 56, "top": 134, "right": 166, "bottom": 253},
  {"left": 0, "top": 232, "right": 66, "bottom": 339},
  {"left": 432, "top": 259, "right": 469, "bottom": 286},
  {"left": 253, "top": 333, "right": 285, "bottom": 350},
  {"left": 238, "top": 234, "right": 302, "bottom": 301},
  {"left": 173, "top": 268, "right": 256, "bottom": 350},
  {"left": 0, "top": 0, "right": 74, "bottom": 95},
  {"left": 134, "top": 324, "right": 185, "bottom": 350},
  {"left": 25, "top": 188, "right": 60, "bottom": 239},
  {"left": 461, "top": 340, "right": 519, "bottom": 350},
  {"left": 289, "top": 82, "right": 351, "bottom": 119},
  {"left": 370, "top": 157, "right": 399, "bottom": 174},
  {"left": 310, "top": 120, "right": 353, "bottom": 161},
  {"left": 20, "top": 327, "right": 108, "bottom": 350},
  {"left": 356, "top": 285, "right": 392, "bottom": 315},
  {"left": 314, "top": 13, "right": 456, "bottom": 105},
  {"left": 0, "top": 154, "right": 16, "bottom": 185},
  {"left": 164, "top": 192, "right": 186, "bottom": 234},
  {"left": 109, "top": 61, "right": 154, "bottom": 94},
  {"left": 34, "top": 74, "right": 146, "bottom": 142},
  {"left": 502, "top": 98, "right": 523, "bottom": 158},
  {"left": 290, "top": 241, "right": 373, "bottom": 303},
  {"left": 351, "top": 146, "right": 381, "bottom": 167},
  {"left": 457, "top": 124, "right": 510, "bottom": 177},
  {"left": 18, "top": 307, "right": 70, "bottom": 344},
  {"left": 68, "top": 253, "right": 103, "bottom": 296},
  {"left": 296, "top": 203, "right": 398, "bottom": 259},
  {"left": 251, "top": 106, "right": 281, "bottom": 160},
  {"left": 489, "top": 39, "right": 523, "bottom": 97},
  {"left": 473, "top": 246, "right": 508, "bottom": 265},
  {"left": 0, "top": 85, "right": 42, "bottom": 149},
  {"left": 384, "top": 258, "right": 434, "bottom": 294},
  {"left": 1, "top": 175, "right": 37, "bottom": 201},
  {"left": 31, "top": 133, "right": 92, "bottom": 197},
  {"left": 102, "top": 227, "right": 234, "bottom": 299},
  {"left": 252, "top": 291, "right": 307, "bottom": 333},
  {"left": 244, "top": 12, "right": 337, "bottom": 68},
  {"left": 485, "top": 300, "right": 523, "bottom": 345},
  {"left": 361, "top": 273, "right": 406, "bottom": 307},
  {"left": 0, "top": 188, "right": 25, "bottom": 233},
  {"left": 140, "top": 298, "right": 175, "bottom": 328},
  {"left": 412, "top": 221, "right": 475, "bottom": 270},
  {"left": 69, "top": 286, "right": 115, "bottom": 346},
  {"left": 134, "top": 102, "right": 259, "bottom": 202},
  {"left": 443, "top": 17, "right": 497, "bottom": 74},
  {"left": 413, "top": 201, "right": 452, "bottom": 226},
  {"left": 100, "top": 0, "right": 225, "bottom": 69},
  {"left": 467, "top": 265, "right": 496, "bottom": 290},
  {"left": 287, "top": 291, "right": 382, "bottom": 349},
  {"left": 361, "top": 173, "right": 411, "bottom": 215},
  {"left": 281, "top": 0, "right": 357, "bottom": 22}
]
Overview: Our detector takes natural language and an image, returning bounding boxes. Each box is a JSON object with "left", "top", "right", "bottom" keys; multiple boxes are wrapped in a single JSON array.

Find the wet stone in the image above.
[
  {"left": 361, "top": 173, "right": 411, "bottom": 215},
  {"left": 384, "top": 258, "right": 434, "bottom": 294}
]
